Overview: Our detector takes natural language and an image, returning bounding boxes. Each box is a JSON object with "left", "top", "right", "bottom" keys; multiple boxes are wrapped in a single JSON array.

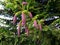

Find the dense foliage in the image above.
[{"left": 0, "top": 0, "right": 60, "bottom": 45}]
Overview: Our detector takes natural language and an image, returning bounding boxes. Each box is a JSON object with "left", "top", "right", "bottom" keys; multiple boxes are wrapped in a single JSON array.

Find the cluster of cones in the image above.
[{"left": 12, "top": 2, "right": 42, "bottom": 37}]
